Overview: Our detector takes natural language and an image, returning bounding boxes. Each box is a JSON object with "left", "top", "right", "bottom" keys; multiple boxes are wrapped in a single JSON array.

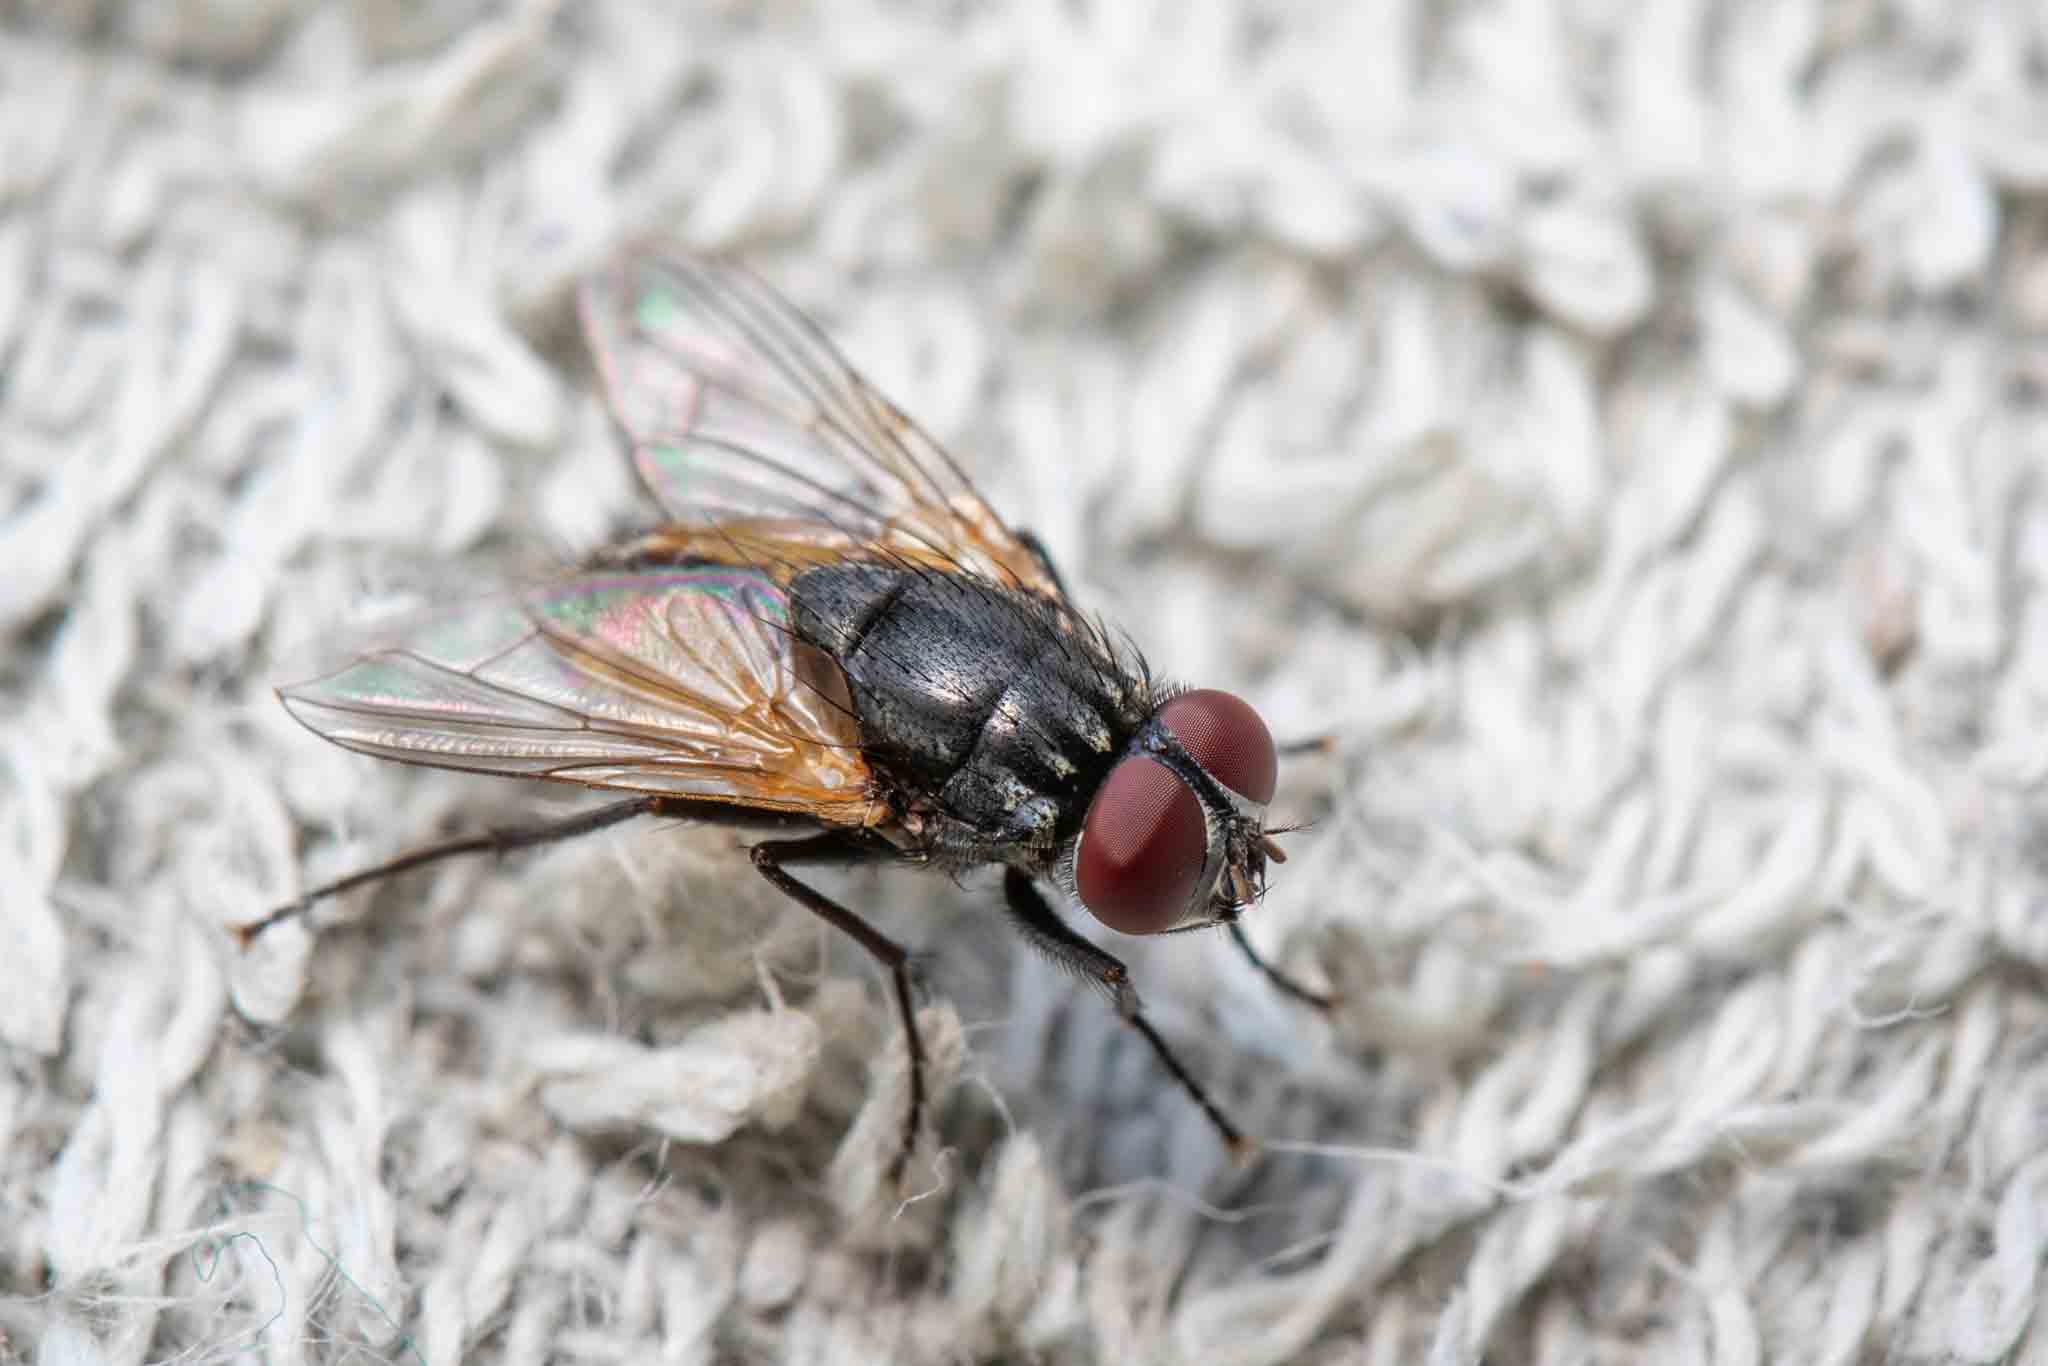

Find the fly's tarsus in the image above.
[
  {"left": 234, "top": 796, "right": 663, "bottom": 948},
  {"left": 1127, "top": 1010, "right": 1251, "bottom": 1160}
]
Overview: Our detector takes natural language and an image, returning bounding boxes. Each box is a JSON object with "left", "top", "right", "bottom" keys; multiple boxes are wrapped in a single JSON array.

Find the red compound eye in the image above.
[
  {"left": 1157, "top": 689, "right": 1276, "bottom": 805},
  {"left": 1075, "top": 758, "right": 1208, "bottom": 935}
]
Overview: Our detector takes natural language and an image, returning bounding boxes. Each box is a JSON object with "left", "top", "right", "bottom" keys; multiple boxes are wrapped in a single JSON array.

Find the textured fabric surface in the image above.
[{"left": 6, "top": 3, "right": 2048, "bottom": 1362}]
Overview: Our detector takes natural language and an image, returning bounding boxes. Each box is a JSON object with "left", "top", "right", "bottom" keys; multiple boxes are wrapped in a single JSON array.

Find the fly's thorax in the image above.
[
  {"left": 787, "top": 562, "right": 1154, "bottom": 847},
  {"left": 785, "top": 560, "right": 904, "bottom": 657}
]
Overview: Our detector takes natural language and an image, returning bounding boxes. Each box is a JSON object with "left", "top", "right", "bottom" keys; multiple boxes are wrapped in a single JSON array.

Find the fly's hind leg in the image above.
[
  {"left": 749, "top": 832, "right": 926, "bottom": 1186},
  {"left": 239, "top": 796, "right": 822, "bottom": 946},
  {"left": 1001, "top": 869, "right": 1255, "bottom": 1165},
  {"left": 236, "top": 795, "right": 667, "bottom": 946}
]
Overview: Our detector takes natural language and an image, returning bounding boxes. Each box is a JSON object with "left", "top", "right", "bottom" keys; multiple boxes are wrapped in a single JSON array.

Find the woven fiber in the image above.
[{"left": 6, "top": 3, "right": 2047, "bottom": 1362}]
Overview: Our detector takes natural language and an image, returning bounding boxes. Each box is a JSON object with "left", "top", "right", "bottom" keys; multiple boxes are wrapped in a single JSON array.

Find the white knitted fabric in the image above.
[{"left": 8, "top": 3, "right": 2047, "bottom": 1362}]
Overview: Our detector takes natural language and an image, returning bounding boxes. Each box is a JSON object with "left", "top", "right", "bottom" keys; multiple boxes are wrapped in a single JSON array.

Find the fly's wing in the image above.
[
  {"left": 579, "top": 252, "right": 1065, "bottom": 599},
  {"left": 279, "top": 567, "right": 877, "bottom": 825}
]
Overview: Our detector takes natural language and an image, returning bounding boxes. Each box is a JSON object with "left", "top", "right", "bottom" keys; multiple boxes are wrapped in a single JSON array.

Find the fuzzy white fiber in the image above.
[{"left": 7, "top": 1, "right": 2048, "bottom": 1362}]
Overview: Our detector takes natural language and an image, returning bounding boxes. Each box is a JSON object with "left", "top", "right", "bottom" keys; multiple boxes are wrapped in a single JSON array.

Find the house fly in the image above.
[{"left": 244, "top": 252, "right": 1330, "bottom": 1182}]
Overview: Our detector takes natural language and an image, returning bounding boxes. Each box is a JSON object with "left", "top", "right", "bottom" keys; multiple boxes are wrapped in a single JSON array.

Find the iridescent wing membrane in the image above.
[
  {"left": 280, "top": 567, "right": 874, "bottom": 823},
  {"left": 578, "top": 252, "right": 1063, "bottom": 597},
  {"left": 281, "top": 252, "right": 1052, "bottom": 827}
]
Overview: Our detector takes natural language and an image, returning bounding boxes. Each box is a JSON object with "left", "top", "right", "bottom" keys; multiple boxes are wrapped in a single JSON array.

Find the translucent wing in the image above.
[
  {"left": 279, "top": 567, "right": 877, "bottom": 824},
  {"left": 579, "top": 251, "right": 1063, "bottom": 598}
]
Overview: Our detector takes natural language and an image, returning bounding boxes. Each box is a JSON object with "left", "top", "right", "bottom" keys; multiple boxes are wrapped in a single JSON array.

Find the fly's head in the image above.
[{"left": 1065, "top": 689, "right": 1288, "bottom": 937}]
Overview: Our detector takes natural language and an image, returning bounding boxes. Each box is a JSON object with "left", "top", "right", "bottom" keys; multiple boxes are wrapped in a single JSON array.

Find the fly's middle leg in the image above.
[
  {"left": 1001, "top": 869, "right": 1256, "bottom": 1165},
  {"left": 749, "top": 832, "right": 926, "bottom": 1186}
]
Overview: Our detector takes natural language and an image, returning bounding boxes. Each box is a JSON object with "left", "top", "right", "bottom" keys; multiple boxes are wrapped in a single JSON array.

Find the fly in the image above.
[{"left": 242, "top": 252, "right": 1332, "bottom": 1183}]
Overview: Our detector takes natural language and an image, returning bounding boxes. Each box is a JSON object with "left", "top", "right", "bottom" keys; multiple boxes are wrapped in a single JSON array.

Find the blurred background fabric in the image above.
[{"left": 5, "top": 2, "right": 2046, "bottom": 1361}]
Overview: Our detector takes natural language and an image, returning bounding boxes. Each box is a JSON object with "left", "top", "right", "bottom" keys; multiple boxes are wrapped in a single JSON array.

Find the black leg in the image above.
[
  {"left": 237, "top": 796, "right": 668, "bottom": 946},
  {"left": 749, "top": 832, "right": 926, "bottom": 1185},
  {"left": 1017, "top": 529, "right": 1074, "bottom": 602},
  {"left": 1226, "top": 920, "right": 1333, "bottom": 1010},
  {"left": 1001, "top": 869, "right": 1255, "bottom": 1165},
  {"left": 239, "top": 795, "right": 819, "bottom": 946},
  {"left": 1278, "top": 735, "right": 1334, "bottom": 758}
]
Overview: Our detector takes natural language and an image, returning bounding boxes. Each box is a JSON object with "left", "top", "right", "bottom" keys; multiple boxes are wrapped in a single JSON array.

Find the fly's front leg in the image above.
[
  {"left": 1002, "top": 869, "right": 1255, "bottom": 1165},
  {"left": 749, "top": 833, "right": 926, "bottom": 1186}
]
